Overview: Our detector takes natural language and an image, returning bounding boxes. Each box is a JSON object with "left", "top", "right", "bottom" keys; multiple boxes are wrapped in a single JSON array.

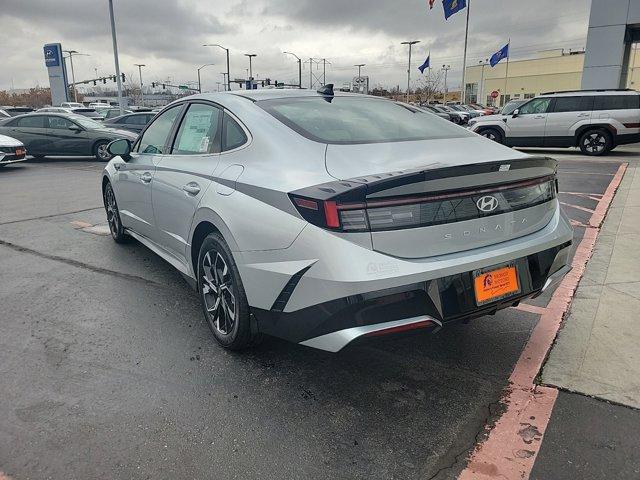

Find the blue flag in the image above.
[
  {"left": 443, "top": 0, "right": 466, "bottom": 20},
  {"left": 418, "top": 56, "right": 430, "bottom": 74},
  {"left": 490, "top": 43, "right": 509, "bottom": 67}
]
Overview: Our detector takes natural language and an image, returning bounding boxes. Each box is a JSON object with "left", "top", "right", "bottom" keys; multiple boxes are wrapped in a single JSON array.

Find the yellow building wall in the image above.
[{"left": 465, "top": 48, "right": 640, "bottom": 106}]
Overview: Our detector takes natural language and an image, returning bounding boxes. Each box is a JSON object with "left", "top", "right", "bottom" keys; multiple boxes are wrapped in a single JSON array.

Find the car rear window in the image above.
[
  {"left": 593, "top": 95, "right": 640, "bottom": 110},
  {"left": 258, "top": 97, "right": 471, "bottom": 144}
]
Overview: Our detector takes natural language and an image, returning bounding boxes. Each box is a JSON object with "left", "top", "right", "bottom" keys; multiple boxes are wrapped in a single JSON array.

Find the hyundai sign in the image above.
[
  {"left": 43, "top": 43, "right": 69, "bottom": 105},
  {"left": 43, "top": 44, "right": 60, "bottom": 67}
]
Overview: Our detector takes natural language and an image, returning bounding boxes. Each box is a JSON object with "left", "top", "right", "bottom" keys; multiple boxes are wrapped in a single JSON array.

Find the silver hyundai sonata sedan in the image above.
[{"left": 102, "top": 87, "right": 573, "bottom": 352}]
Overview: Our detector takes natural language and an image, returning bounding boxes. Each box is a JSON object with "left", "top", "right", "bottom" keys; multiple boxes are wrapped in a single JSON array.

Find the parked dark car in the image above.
[
  {"left": 99, "top": 108, "right": 134, "bottom": 120},
  {"left": 431, "top": 104, "right": 469, "bottom": 124},
  {"left": 418, "top": 104, "right": 452, "bottom": 121},
  {"left": 101, "top": 112, "right": 156, "bottom": 134},
  {"left": 0, "top": 113, "right": 137, "bottom": 161},
  {"left": 1, "top": 106, "right": 35, "bottom": 116}
]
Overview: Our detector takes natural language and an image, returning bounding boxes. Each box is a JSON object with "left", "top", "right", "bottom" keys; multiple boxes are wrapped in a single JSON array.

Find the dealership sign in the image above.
[
  {"left": 43, "top": 43, "right": 69, "bottom": 106},
  {"left": 43, "top": 44, "right": 60, "bottom": 67}
]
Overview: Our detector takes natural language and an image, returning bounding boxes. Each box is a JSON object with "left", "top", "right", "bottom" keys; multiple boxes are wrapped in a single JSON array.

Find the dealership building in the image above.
[
  {"left": 465, "top": 0, "right": 640, "bottom": 106},
  {"left": 465, "top": 46, "right": 640, "bottom": 107}
]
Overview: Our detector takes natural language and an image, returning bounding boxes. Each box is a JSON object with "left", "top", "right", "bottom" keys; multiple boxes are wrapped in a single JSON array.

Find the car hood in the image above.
[
  {"left": 471, "top": 113, "right": 505, "bottom": 123},
  {"left": 0, "top": 134, "right": 23, "bottom": 147},
  {"left": 324, "top": 135, "right": 529, "bottom": 180}
]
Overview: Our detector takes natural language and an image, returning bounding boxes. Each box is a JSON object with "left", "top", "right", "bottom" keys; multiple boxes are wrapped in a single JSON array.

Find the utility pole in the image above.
[
  {"left": 321, "top": 58, "right": 330, "bottom": 86},
  {"left": 354, "top": 64, "right": 365, "bottom": 78},
  {"left": 244, "top": 53, "right": 257, "bottom": 87},
  {"left": 442, "top": 65, "right": 451, "bottom": 103},
  {"left": 305, "top": 58, "right": 329, "bottom": 89},
  {"left": 107, "top": 0, "right": 124, "bottom": 115},
  {"left": 283, "top": 52, "right": 302, "bottom": 88},
  {"left": 401, "top": 40, "right": 420, "bottom": 103},
  {"left": 134, "top": 63, "right": 145, "bottom": 106},
  {"left": 204, "top": 44, "right": 230, "bottom": 91}
]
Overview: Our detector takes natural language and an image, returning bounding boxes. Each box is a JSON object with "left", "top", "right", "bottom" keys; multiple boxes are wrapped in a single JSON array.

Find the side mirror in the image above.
[
  {"left": 107, "top": 138, "right": 132, "bottom": 161},
  {"left": 68, "top": 125, "right": 82, "bottom": 132},
  {"left": 512, "top": 108, "right": 520, "bottom": 118}
]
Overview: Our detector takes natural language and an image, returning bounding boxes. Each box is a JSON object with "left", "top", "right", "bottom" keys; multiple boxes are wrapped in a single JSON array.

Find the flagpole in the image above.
[
  {"left": 460, "top": 0, "right": 471, "bottom": 104},
  {"left": 503, "top": 38, "right": 510, "bottom": 107}
]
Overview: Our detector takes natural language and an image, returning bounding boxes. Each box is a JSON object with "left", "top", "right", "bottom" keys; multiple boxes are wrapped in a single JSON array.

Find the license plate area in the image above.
[{"left": 473, "top": 263, "right": 520, "bottom": 306}]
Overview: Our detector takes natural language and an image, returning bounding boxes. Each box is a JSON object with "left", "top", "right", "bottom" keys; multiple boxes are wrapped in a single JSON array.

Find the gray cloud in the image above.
[{"left": 0, "top": 0, "right": 591, "bottom": 93}]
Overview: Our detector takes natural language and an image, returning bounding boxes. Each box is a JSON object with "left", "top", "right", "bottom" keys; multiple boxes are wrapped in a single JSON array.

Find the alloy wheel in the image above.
[
  {"left": 201, "top": 251, "right": 236, "bottom": 335},
  {"left": 104, "top": 185, "right": 119, "bottom": 238},
  {"left": 481, "top": 131, "right": 497, "bottom": 141},
  {"left": 97, "top": 143, "right": 111, "bottom": 161},
  {"left": 583, "top": 133, "right": 606, "bottom": 154}
]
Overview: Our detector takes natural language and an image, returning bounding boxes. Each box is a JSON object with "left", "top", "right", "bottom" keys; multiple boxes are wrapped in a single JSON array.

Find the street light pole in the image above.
[
  {"left": 196, "top": 63, "right": 215, "bottom": 93},
  {"left": 134, "top": 63, "right": 145, "bottom": 106},
  {"left": 478, "top": 59, "right": 488, "bottom": 105},
  {"left": 107, "top": 0, "right": 124, "bottom": 115},
  {"left": 442, "top": 65, "right": 451, "bottom": 103},
  {"left": 203, "top": 44, "right": 230, "bottom": 91},
  {"left": 63, "top": 50, "right": 89, "bottom": 103},
  {"left": 63, "top": 50, "right": 78, "bottom": 102},
  {"left": 401, "top": 40, "right": 420, "bottom": 103},
  {"left": 283, "top": 52, "right": 302, "bottom": 89},
  {"left": 244, "top": 54, "right": 257, "bottom": 87}
]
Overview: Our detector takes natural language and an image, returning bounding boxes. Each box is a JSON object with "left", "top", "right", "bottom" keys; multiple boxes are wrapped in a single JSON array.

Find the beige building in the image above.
[{"left": 464, "top": 47, "right": 640, "bottom": 107}]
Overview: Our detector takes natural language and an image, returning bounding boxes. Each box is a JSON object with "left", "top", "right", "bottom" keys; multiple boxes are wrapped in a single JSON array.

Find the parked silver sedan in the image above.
[{"left": 102, "top": 87, "right": 573, "bottom": 352}]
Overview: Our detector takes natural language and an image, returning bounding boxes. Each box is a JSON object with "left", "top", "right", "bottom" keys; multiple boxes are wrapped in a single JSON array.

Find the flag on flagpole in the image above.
[
  {"left": 428, "top": 0, "right": 436, "bottom": 9},
  {"left": 442, "top": 0, "right": 466, "bottom": 20},
  {"left": 418, "top": 56, "right": 430, "bottom": 74},
  {"left": 490, "top": 43, "right": 510, "bottom": 67}
]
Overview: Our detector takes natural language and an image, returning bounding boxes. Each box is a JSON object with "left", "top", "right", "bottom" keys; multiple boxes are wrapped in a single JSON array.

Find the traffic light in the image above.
[
  {"left": 151, "top": 82, "right": 156, "bottom": 88},
  {"left": 121, "top": 73, "right": 125, "bottom": 83},
  {"left": 102, "top": 77, "right": 106, "bottom": 84},
  {"left": 93, "top": 80, "right": 96, "bottom": 86},
  {"left": 112, "top": 75, "right": 116, "bottom": 82},
  {"left": 162, "top": 84, "right": 166, "bottom": 89}
]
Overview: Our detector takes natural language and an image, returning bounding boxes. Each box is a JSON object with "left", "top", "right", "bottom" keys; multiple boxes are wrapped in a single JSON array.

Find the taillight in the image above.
[{"left": 290, "top": 175, "right": 556, "bottom": 233}]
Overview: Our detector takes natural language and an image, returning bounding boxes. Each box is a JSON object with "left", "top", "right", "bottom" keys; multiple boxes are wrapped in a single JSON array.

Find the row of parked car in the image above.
[
  {"left": 0, "top": 103, "right": 160, "bottom": 165},
  {"left": 417, "top": 102, "right": 501, "bottom": 125}
]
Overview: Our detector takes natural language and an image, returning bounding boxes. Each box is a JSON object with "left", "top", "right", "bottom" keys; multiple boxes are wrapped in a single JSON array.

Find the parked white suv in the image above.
[{"left": 469, "top": 89, "right": 640, "bottom": 156}]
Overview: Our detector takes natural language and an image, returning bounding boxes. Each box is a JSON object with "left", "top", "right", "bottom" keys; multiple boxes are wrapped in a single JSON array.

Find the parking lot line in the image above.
[
  {"left": 559, "top": 202, "right": 595, "bottom": 214},
  {"left": 457, "top": 163, "right": 627, "bottom": 480}
]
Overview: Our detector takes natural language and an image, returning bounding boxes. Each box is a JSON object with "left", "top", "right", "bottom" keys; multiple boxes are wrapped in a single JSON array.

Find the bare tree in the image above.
[{"left": 414, "top": 69, "right": 444, "bottom": 104}]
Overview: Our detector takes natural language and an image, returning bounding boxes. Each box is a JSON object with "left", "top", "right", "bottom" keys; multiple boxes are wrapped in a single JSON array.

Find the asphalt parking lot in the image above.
[{"left": 0, "top": 149, "right": 630, "bottom": 480}]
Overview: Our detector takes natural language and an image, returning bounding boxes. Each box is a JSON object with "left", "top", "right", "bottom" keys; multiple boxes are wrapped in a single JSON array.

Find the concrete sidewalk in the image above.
[{"left": 543, "top": 158, "right": 640, "bottom": 408}]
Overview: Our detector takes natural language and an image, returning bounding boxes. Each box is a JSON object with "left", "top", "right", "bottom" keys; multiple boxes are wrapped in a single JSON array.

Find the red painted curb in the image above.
[{"left": 458, "top": 163, "right": 628, "bottom": 480}]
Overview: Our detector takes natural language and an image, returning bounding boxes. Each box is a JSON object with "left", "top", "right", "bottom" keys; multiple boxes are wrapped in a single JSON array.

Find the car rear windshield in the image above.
[{"left": 258, "top": 97, "right": 472, "bottom": 144}]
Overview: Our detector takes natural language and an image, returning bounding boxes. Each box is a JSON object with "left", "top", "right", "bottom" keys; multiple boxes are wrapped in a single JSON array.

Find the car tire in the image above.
[
  {"left": 94, "top": 140, "right": 112, "bottom": 162},
  {"left": 579, "top": 129, "right": 612, "bottom": 156},
  {"left": 197, "top": 233, "right": 258, "bottom": 350},
  {"left": 103, "top": 182, "right": 128, "bottom": 243},
  {"left": 479, "top": 127, "right": 503, "bottom": 143}
]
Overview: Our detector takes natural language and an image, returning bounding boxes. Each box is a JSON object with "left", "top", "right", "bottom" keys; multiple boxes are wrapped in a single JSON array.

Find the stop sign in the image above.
[{"left": 490, "top": 90, "right": 499, "bottom": 99}]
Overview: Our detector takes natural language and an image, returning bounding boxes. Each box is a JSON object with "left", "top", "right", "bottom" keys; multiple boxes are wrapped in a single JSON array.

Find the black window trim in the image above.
[
  {"left": 133, "top": 103, "right": 186, "bottom": 154},
  {"left": 221, "top": 109, "right": 251, "bottom": 153}
]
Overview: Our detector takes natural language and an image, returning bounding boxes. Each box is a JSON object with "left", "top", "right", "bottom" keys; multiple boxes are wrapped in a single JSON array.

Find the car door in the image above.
[
  {"left": 544, "top": 96, "right": 593, "bottom": 146},
  {"left": 113, "top": 104, "right": 183, "bottom": 239},
  {"left": 151, "top": 102, "right": 222, "bottom": 261},
  {"left": 503, "top": 97, "right": 553, "bottom": 146},
  {"left": 45, "top": 115, "right": 88, "bottom": 154},
  {"left": 8, "top": 115, "right": 51, "bottom": 154}
]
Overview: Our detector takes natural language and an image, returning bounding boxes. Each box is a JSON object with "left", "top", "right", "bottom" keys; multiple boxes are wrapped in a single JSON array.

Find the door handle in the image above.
[
  {"left": 534, "top": 115, "right": 546, "bottom": 119},
  {"left": 577, "top": 113, "right": 590, "bottom": 118},
  {"left": 182, "top": 182, "right": 201, "bottom": 195},
  {"left": 140, "top": 171, "right": 152, "bottom": 183}
]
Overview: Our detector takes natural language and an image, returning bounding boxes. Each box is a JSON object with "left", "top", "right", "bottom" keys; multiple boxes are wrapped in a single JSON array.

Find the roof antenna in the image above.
[{"left": 317, "top": 83, "right": 334, "bottom": 102}]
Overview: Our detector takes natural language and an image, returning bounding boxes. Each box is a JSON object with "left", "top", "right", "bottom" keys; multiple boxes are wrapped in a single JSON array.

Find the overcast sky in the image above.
[{"left": 1, "top": 0, "right": 592, "bottom": 93}]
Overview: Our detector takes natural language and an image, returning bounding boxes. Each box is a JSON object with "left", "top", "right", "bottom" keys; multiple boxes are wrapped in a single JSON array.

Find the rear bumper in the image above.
[{"left": 252, "top": 240, "right": 572, "bottom": 351}]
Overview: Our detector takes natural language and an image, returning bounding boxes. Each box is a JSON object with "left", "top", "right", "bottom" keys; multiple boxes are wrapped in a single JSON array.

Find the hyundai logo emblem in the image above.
[{"left": 476, "top": 195, "right": 499, "bottom": 212}]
